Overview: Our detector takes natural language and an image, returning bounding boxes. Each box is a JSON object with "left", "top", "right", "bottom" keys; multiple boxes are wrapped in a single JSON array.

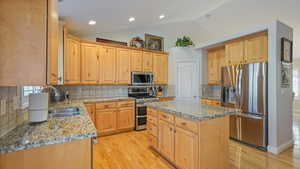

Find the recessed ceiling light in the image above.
[
  {"left": 89, "top": 20, "right": 96, "bottom": 25},
  {"left": 159, "top": 14, "right": 165, "bottom": 20},
  {"left": 129, "top": 17, "right": 135, "bottom": 22}
]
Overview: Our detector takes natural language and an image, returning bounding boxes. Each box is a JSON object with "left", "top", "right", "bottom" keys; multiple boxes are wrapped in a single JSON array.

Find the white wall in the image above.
[{"left": 267, "top": 21, "right": 294, "bottom": 154}]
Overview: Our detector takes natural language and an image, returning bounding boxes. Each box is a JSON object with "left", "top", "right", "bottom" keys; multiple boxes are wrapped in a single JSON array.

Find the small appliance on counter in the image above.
[
  {"left": 28, "top": 93, "right": 49, "bottom": 123},
  {"left": 156, "top": 86, "right": 163, "bottom": 97}
]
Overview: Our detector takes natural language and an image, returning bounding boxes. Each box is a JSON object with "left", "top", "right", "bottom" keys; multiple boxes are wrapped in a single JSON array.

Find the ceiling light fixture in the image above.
[
  {"left": 129, "top": 17, "right": 135, "bottom": 22},
  {"left": 159, "top": 14, "right": 165, "bottom": 20},
  {"left": 89, "top": 20, "right": 96, "bottom": 25}
]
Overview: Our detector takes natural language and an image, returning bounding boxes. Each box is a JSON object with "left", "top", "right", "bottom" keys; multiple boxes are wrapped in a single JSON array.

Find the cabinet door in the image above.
[
  {"left": 81, "top": 43, "right": 99, "bottom": 84},
  {"left": 225, "top": 40, "right": 244, "bottom": 65},
  {"left": 161, "top": 54, "right": 168, "bottom": 85},
  {"left": 116, "top": 48, "right": 131, "bottom": 84},
  {"left": 0, "top": 0, "right": 49, "bottom": 85},
  {"left": 117, "top": 108, "right": 134, "bottom": 130},
  {"left": 158, "top": 120, "right": 175, "bottom": 162},
  {"left": 64, "top": 38, "right": 81, "bottom": 84},
  {"left": 85, "top": 104, "right": 95, "bottom": 123},
  {"left": 100, "top": 46, "right": 116, "bottom": 84},
  {"left": 245, "top": 32, "right": 268, "bottom": 63},
  {"left": 143, "top": 52, "right": 153, "bottom": 72},
  {"left": 153, "top": 54, "right": 160, "bottom": 84},
  {"left": 131, "top": 50, "right": 143, "bottom": 72},
  {"left": 175, "top": 127, "right": 198, "bottom": 169},
  {"left": 95, "top": 109, "right": 117, "bottom": 134},
  {"left": 207, "top": 51, "right": 217, "bottom": 84},
  {"left": 47, "top": 0, "right": 59, "bottom": 85}
]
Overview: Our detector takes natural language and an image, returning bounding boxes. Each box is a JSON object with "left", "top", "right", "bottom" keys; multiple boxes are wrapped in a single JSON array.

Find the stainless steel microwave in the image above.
[{"left": 131, "top": 72, "right": 154, "bottom": 86}]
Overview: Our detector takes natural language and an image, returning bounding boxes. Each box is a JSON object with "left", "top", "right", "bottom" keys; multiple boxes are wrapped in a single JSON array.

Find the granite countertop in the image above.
[
  {"left": 147, "top": 100, "right": 240, "bottom": 121},
  {"left": 73, "top": 96, "right": 135, "bottom": 103},
  {"left": 0, "top": 101, "right": 97, "bottom": 155}
]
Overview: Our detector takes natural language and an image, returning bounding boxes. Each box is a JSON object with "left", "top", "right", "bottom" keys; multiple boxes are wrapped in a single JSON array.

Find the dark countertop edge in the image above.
[
  {"left": 156, "top": 96, "right": 176, "bottom": 98},
  {"left": 75, "top": 97, "right": 136, "bottom": 103},
  {"left": 147, "top": 105, "right": 236, "bottom": 122},
  {"left": 0, "top": 132, "right": 97, "bottom": 155}
]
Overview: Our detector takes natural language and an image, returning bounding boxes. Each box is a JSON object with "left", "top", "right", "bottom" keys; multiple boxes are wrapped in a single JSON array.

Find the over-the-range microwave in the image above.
[{"left": 131, "top": 72, "right": 154, "bottom": 86}]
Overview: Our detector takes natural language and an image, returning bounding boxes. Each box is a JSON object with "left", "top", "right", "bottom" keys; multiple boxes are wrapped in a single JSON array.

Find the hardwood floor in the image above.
[{"left": 93, "top": 114, "right": 300, "bottom": 169}]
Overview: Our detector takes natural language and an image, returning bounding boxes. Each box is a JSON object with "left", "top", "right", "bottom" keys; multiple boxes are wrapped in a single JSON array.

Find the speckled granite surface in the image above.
[
  {"left": 0, "top": 101, "right": 97, "bottom": 155},
  {"left": 201, "top": 96, "right": 221, "bottom": 100},
  {"left": 147, "top": 100, "right": 240, "bottom": 121},
  {"left": 73, "top": 96, "right": 135, "bottom": 103}
]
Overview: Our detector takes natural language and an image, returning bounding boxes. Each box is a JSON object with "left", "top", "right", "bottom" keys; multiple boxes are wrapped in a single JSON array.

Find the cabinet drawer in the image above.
[
  {"left": 96, "top": 102, "right": 117, "bottom": 110},
  {"left": 147, "top": 122, "right": 158, "bottom": 137},
  {"left": 148, "top": 134, "right": 158, "bottom": 149},
  {"left": 147, "top": 108, "right": 158, "bottom": 117},
  {"left": 175, "top": 117, "right": 198, "bottom": 133},
  {"left": 159, "top": 111, "right": 174, "bottom": 123},
  {"left": 147, "top": 115, "right": 158, "bottom": 126},
  {"left": 117, "top": 100, "right": 135, "bottom": 108}
]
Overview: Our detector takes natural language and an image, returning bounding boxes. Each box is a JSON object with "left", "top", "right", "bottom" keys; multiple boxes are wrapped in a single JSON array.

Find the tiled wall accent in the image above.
[
  {"left": 56, "top": 85, "right": 129, "bottom": 99},
  {"left": 0, "top": 87, "right": 27, "bottom": 137},
  {"left": 202, "top": 84, "right": 222, "bottom": 99}
]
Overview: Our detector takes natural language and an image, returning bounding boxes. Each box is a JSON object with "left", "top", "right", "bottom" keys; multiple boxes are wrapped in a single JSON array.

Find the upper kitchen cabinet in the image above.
[
  {"left": 207, "top": 47, "right": 225, "bottom": 84},
  {"left": 100, "top": 46, "right": 117, "bottom": 84},
  {"left": 64, "top": 35, "right": 81, "bottom": 84},
  {"left": 225, "top": 39, "right": 245, "bottom": 65},
  {"left": 143, "top": 51, "right": 153, "bottom": 72},
  {"left": 244, "top": 31, "right": 268, "bottom": 63},
  {"left": 116, "top": 48, "right": 131, "bottom": 84},
  {"left": 0, "top": 0, "right": 59, "bottom": 86},
  {"left": 131, "top": 50, "right": 143, "bottom": 72},
  {"left": 153, "top": 53, "right": 168, "bottom": 85},
  {"left": 81, "top": 43, "right": 99, "bottom": 84}
]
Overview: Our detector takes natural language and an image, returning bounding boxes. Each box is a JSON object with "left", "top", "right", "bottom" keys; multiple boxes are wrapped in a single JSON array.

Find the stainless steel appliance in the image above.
[
  {"left": 128, "top": 86, "right": 159, "bottom": 130},
  {"left": 131, "top": 72, "right": 154, "bottom": 86},
  {"left": 221, "top": 62, "right": 268, "bottom": 150}
]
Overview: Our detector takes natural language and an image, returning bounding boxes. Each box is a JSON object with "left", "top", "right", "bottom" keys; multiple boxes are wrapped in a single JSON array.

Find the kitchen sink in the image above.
[{"left": 50, "top": 106, "right": 80, "bottom": 117}]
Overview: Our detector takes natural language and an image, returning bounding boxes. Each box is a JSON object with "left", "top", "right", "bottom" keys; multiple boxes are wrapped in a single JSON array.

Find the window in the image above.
[{"left": 21, "top": 86, "right": 44, "bottom": 107}]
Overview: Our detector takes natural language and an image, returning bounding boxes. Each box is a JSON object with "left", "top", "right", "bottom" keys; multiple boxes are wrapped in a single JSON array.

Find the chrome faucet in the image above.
[{"left": 42, "top": 86, "right": 63, "bottom": 102}]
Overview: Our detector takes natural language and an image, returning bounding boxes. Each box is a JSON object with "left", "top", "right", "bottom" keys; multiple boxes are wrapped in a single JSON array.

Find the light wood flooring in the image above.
[{"left": 93, "top": 114, "right": 300, "bottom": 169}]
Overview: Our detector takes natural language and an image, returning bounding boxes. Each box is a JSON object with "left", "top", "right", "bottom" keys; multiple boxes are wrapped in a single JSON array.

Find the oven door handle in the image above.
[{"left": 136, "top": 115, "right": 147, "bottom": 118}]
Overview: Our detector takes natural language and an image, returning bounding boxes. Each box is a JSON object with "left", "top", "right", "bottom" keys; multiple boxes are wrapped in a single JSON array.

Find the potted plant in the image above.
[{"left": 175, "top": 36, "right": 194, "bottom": 47}]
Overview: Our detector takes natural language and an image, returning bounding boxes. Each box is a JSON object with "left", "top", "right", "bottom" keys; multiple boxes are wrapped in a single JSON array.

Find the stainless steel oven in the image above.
[{"left": 131, "top": 72, "right": 154, "bottom": 86}]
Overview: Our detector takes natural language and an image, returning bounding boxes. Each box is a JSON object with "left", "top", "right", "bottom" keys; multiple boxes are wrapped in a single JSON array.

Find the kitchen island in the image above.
[
  {"left": 0, "top": 101, "right": 97, "bottom": 169},
  {"left": 146, "top": 100, "right": 239, "bottom": 169}
]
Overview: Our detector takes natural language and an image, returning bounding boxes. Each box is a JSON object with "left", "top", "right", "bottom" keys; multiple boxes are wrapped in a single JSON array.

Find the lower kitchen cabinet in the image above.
[
  {"left": 95, "top": 109, "right": 117, "bottom": 134},
  {"left": 175, "top": 127, "right": 198, "bottom": 169},
  {"left": 0, "top": 138, "right": 92, "bottom": 169},
  {"left": 87, "top": 100, "right": 135, "bottom": 136},
  {"left": 117, "top": 108, "right": 135, "bottom": 130},
  {"left": 158, "top": 119, "right": 175, "bottom": 162}
]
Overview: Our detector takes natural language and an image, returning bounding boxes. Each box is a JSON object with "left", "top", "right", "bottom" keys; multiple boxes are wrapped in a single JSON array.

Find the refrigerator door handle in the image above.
[{"left": 237, "top": 113, "right": 263, "bottom": 120}]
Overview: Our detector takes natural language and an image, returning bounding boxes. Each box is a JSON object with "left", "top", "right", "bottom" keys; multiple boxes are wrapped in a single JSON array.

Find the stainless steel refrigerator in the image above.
[{"left": 221, "top": 62, "right": 268, "bottom": 150}]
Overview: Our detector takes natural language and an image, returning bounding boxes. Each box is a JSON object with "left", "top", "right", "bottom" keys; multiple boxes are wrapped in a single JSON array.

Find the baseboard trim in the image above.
[{"left": 268, "top": 139, "right": 294, "bottom": 154}]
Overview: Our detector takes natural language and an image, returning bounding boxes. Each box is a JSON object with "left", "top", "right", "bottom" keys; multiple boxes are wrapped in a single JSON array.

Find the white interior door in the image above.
[{"left": 176, "top": 62, "right": 198, "bottom": 101}]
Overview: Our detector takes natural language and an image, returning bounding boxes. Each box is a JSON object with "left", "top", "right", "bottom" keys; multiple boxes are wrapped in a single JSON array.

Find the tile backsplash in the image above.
[
  {"left": 0, "top": 87, "right": 27, "bottom": 137},
  {"left": 56, "top": 85, "right": 129, "bottom": 99}
]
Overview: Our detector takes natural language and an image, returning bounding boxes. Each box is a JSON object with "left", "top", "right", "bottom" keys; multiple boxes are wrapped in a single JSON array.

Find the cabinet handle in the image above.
[
  {"left": 181, "top": 122, "right": 187, "bottom": 126},
  {"left": 170, "top": 127, "right": 172, "bottom": 131}
]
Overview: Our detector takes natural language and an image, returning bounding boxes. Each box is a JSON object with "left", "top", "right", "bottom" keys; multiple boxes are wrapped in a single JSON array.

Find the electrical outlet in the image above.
[{"left": 0, "top": 99, "right": 7, "bottom": 116}]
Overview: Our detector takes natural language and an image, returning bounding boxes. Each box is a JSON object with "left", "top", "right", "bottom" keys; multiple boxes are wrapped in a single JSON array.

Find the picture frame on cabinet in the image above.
[
  {"left": 281, "top": 37, "right": 293, "bottom": 63},
  {"left": 145, "top": 34, "right": 164, "bottom": 51}
]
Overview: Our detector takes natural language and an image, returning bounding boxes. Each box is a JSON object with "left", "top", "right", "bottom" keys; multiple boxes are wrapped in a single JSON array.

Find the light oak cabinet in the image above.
[
  {"left": 131, "top": 50, "right": 143, "bottom": 72},
  {"left": 207, "top": 47, "right": 225, "bottom": 84},
  {"left": 95, "top": 109, "right": 117, "bottom": 134},
  {"left": 117, "top": 108, "right": 134, "bottom": 130},
  {"left": 100, "top": 46, "right": 117, "bottom": 84},
  {"left": 64, "top": 37, "right": 81, "bottom": 84},
  {"left": 175, "top": 127, "right": 198, "bottom": 169},
  {"left": 158, "top": 119, "right": 175, "bottom": 162},
  {"left": 0, "top": 0, "right": 58, "bottom": 85},
  {"left": 225, "top": 31, "right": 268, "bottom": 65},
  {"left": 93, "top": 100, "right": 135, "bottom": 136},
  {"left": 143, "top": 52, "right": 153, "bottom": 72},
  {"left": 153, "top": 53, "right": 168, "bottom": 85},
  {"left": 225, "top": 40, "right": 245, "bottom": 65},
  {"left": 117, "top": 48, "right": 131, "bottom": 84},
  {"left": 245, "top": 32, "right": 268, "bottom": 63},
  {"left": 81, "top": 43, "right": 99, "bottom": 84}
]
